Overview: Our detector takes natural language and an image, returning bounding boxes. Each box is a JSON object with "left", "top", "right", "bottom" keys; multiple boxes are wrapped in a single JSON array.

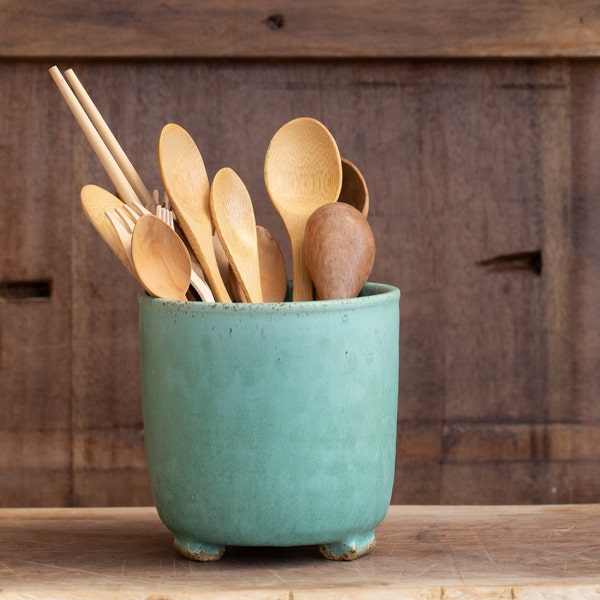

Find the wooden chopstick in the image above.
[
  {"left": 63, "top": 68, "right": 154, "bottom": 210},
  {"left": 49, "top": 65, "right": 147, "bottom": 215}
]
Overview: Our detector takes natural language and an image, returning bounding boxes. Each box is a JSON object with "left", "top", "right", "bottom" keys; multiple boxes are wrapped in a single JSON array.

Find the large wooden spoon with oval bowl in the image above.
[
  {"left": 264, "top": 117, "right": 342, "bottom": 301},
  {"left": 131, "top": 214, "right": 192, "bottom": 302},
  {"left": 158, "top": 123, "right": 231, "bottom": 302},
  {"left": 304, "top": 202, "right": 376, "bottom": 300},
  {"left": 210, "top": 167, "right": 263, "bottom": 303},
  {"left": 80, "top": 184, "right": 139, "bottom": 280},
  {"left": 338, "top": 157, "right": 369, "bottom": 218}
]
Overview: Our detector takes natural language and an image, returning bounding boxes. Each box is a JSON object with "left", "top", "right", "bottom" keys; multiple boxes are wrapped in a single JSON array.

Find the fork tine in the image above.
[
  {"left": 156, "top": 204, "right": 175, "bottom": 230},
  {"left": 114, "top": 207, "right": 135, "bottom": 234},
  {"left": 105, "top": 209, "right": 133, "bottom": 264},
  {"left": 120, "top": 204, "right": 140, "bottom": 223}
]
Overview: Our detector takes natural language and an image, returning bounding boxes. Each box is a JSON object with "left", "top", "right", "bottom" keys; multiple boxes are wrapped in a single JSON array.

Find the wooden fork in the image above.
[{"left": 105, "top": 205, "right": 139, "bottom": 268}]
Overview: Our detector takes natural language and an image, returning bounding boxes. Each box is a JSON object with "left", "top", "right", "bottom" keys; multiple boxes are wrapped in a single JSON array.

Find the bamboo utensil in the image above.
[
  {"left": 55, "top": 69, "right": 368, "bottom": 305},
  {"left": 49, "top": 66, "right": 149, "bottom": 215},
  {"left": 105, "top": 206, "right": 137, "bottom": 267},
  {"left": 131, "top": 214, "right": 192, "bottom": 302},
  {"left": 80, "top": 184, "right": 140, "bottom": 280},
  {"left": 338, "top": 158, "right": 369, "bottom": 218},
  {"left": 63, "top": 68, "right": 154, "bottom": 210},
  {"left": 158, "top": 123, "right": 231, "bottom": 302},
  {"left": 228, "top": 226, "right": 288, "bottom": 303},
  {"left": 256, "top": 226, "right": 287, "bottom": 302},
  {"left": 155, "top": 205, "right": 215, "bottom": 302},
  {"left": 112, "top": 201, "right": 214, "bottom": 302},
  {"left": 210, "top": 168, "right": 262, "bottom": 303},
  {"left": 157, "top": 201, "right": 211, "bottom": 288},
  {"left": 213, "top": 233, "right": 235, "bottom": 300},
  {"left": 264, "top": 117, "right": 342, "bottom": 301},
  {"left": 304, "top": 203, "right": 376, "bottom": 300}
]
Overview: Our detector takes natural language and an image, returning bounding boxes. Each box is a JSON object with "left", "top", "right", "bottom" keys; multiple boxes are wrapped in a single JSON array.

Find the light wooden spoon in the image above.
[
  {"left": 158, "top": 123, "right": 231, "bottom": 302},
  {"left": 80, "top": 184, "right": 139, "bottom": 279},
  {"left": 131, "top": 214, "right": 192, "bottom": 302},
  {"left": 304, "top": 202, "right": 376, "bottom": 300},
  {"left": 256, "top": 225, "right": 287, "bottom": 302},
  {"left": 210, "top": 168, "right": 263, "bottom": 303},
  {"left": 338, "top": 157, "right": 369, "bottom": 218},
  {"left": 264, "top": 117, "right": 342, "bottom": 301},
  {"left": 228, "top": 226, "right": 288, "bottom": 303}
]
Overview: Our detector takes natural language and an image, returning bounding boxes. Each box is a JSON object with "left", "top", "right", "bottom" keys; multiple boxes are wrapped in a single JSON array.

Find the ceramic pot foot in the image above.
[
  {"left": 173, "top": 536, "right": 225, "bottom": 561},
  {"left": 319, "top": 530, "right": 376, "bottom": 560}
]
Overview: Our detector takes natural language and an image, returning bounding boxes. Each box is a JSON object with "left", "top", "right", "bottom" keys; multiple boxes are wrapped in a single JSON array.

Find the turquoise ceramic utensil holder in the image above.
[{"left": 138, "top": 282, "right": 400, "bottom": 561}]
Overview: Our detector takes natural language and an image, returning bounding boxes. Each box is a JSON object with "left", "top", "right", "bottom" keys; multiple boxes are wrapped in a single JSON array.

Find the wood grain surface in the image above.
[
  {"left": 1, "top": 505, "right": 599, "bottom": 598},
  {"left": 2, "top": 0, "right": 600, "bottom": 58},
  {"left": 2, "top": 57, "right": 600, "bottom": 507},
  {"left": 2, "top": 6, "right": 600, "bottom": 507}
]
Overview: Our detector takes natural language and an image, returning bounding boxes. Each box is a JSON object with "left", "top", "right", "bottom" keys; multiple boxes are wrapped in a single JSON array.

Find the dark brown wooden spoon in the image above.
[
  {"left": 304, "top": 202, "right": 375, "bottom": 300},
  {"left": 338, "top": 157, "right": 369, "bottom": 218}
]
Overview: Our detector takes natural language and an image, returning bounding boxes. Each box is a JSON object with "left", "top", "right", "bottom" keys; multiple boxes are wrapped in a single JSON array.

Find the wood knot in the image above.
[
  {"left": 266, "top": 14, "right": 285, "bottom": 30},
  {"left": 476, "top": 250, "right": 542, "bottom": 276}
]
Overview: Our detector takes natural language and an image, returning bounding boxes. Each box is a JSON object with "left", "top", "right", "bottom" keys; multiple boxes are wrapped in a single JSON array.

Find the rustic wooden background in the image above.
[{"left": 2, "top": 1, "right": 600, "bottom": 507}]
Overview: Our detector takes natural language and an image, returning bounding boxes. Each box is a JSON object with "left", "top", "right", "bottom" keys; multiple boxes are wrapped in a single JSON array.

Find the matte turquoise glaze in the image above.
[{"left": 138, "top": 282, "right": 400, "bottom": 560}]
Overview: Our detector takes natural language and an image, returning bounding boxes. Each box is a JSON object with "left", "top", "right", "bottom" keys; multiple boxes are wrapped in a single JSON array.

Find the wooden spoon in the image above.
[
  {"left": 256, "top": 225, "right": 287, "bottom": 302},
  {"left": 264, "top": 117, "right": 342, "bottom": 301},
  {"left": 304, "top": 202, "right": 376, "bottom": 300},
  {"left": 131, "top": 214, "right": 192, "bottom": 302},
  {"left": 338, "top": 157, "right": 369, "bottom": 218},
  {"left": 158, "top": 123, "right": 231, "bottom": 302},
  {"left": 228, "top": 226, "right": 288, "bottom": 303},
  {"left": 80, "top": 184, "right": 139, "bottom": 279},
  {"left": 213, "top": 233, "right": 236, "bottom": 299},
  {"left": 210, "top": 167, "right": 263, "bottom": 303}
]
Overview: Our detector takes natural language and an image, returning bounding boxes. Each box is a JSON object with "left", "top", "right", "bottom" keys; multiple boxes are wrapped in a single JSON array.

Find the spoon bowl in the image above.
[
  {"left": 80, "top": 184, "right": 139, "bottom": 280},
  {"left": 264, "top": 117, "right": 342, "bottom": 301},
  {"left": 210, "top": 167, "right": 262, "bottom": 303},
  {"left": 131, "top": 214, "right": 192, "bottom": 302},
  {"left": 304, "top": 203, "right": 376, "bottom": 300},
  {"left": 159, "top": 123, "right": 231, "bottom": 302},
  {"left": 338, "top": 157, "right": 369, "bottom": 218}
]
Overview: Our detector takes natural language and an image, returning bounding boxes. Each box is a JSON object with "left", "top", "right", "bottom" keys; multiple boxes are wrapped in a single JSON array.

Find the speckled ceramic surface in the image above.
[{"left": 138, "top": 282, "right": 400, "bottom": 561}]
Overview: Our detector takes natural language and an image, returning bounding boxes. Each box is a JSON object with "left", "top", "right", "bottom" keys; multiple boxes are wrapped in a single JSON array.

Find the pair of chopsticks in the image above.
[{"left": 49, "top": 65, "right": 153, "bottom": 215}]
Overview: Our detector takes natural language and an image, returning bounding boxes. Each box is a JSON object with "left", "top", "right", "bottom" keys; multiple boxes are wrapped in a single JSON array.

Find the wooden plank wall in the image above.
[{"left": 1, "top": 2, "right": 600, "bottom": 507}]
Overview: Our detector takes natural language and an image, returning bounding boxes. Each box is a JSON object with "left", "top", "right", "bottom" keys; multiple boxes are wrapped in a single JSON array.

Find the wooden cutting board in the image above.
[{"left": 1, "top": 504, "right": 599, "bottom": 598}]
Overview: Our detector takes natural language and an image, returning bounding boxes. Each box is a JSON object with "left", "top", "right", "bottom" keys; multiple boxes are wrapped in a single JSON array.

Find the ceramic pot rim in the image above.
[{"left": 138, "top": 281, "right": 400, "bottom": 314}]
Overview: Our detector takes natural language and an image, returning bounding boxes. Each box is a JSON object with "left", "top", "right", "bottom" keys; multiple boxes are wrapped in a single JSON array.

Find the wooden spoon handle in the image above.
[
  {"left": 175, "top": 213, "right": 231, "bottom": 302},
  {"left": 195, "top": 227, "right": 231, "bottom": 302},
  {"left": 289, "top": 224, "right": 314, "bottom": 302},
  {"left": 190, "top": 270, "right": 215, "bottom": 302}
]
